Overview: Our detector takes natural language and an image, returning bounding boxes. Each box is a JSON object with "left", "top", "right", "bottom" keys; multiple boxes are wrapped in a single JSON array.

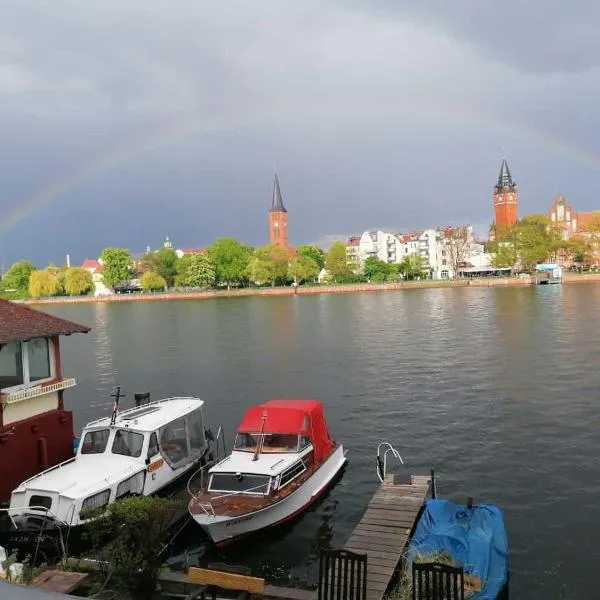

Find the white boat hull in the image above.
[{"left": 191, "top": 444, "right": 347, "bottom": 545}]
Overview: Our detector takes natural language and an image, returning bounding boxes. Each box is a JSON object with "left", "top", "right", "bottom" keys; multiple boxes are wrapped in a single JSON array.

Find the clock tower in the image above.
[
  {"left": 492, "top": 158, "right": 518, "bottom": 239},
  {"left": 268, "top": 174, "right": 289, "bottom": 248}
]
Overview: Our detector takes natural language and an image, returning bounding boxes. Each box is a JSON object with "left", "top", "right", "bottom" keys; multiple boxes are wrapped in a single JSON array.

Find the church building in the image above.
[{"left": 490, "top": 158, "right": 519, "bottom": 240}]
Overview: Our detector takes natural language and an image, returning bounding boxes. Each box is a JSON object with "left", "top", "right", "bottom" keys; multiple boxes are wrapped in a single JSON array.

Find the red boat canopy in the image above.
[{"left": 237, "top": 399, "right": 334, "bottom": 462}]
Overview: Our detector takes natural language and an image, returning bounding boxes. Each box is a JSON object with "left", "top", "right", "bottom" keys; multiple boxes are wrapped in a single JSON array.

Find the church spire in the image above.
[
  {"left": 497, "top": 158, "right": 515, "bottom": 190},
  {"left": 270, "top": 174, "right": 287, "bottom": 213}
]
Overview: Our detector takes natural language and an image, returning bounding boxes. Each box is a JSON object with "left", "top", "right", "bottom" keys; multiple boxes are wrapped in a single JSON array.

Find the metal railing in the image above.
[{"left": 376, "top": 442, "right": 404, "bottom": 482}]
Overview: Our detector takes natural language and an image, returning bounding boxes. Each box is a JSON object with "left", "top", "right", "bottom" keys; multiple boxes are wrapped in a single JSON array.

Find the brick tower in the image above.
[
  {"left": 268, "top": 174, "right": 289, "bottom": 248},
  {"left": 492, "top": 158, "right": 518, "bottom": 238}
]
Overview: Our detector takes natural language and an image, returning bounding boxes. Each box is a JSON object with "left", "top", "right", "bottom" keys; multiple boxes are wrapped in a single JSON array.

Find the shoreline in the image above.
[{"left": 20, "top": 273, "right": 600, "bottom": 306}]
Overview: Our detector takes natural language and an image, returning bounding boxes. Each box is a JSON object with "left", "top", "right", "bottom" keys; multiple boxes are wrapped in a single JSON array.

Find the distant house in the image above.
[
  {"left": 176, "top": 248, "right": 206, "bottom": 259},
  {"left": 82, "top": 259, "right": 112, "bottom": 296}
]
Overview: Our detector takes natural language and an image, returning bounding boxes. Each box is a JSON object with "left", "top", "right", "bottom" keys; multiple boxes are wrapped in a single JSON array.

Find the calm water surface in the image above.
[{"left": 44, "top": 284, "right": 600, "bottom": 599}]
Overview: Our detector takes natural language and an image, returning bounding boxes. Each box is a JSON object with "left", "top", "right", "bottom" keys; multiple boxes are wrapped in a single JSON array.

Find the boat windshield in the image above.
[
  {"left": 112, "top": 429, "right": 144, "bottom": 458},
  {"left": 80, "top": 429, "right": 110, "bottom": 454},
  {"left": 234, "top": 432, "right": 300, "bottom": 453},
  {"left": 208, "top": 473, "right": 271, "bottom": 495}
]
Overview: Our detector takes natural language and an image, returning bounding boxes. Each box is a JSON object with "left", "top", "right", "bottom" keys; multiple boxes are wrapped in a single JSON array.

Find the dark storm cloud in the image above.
[
  {"left": 344, "top": 0, "right": 600, "bottom": 74},
  {"left": 0, "top": 1, "right": 598, "bottom": 266}
]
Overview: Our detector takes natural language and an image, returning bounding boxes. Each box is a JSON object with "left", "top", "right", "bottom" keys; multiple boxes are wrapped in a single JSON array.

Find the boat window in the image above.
[
  {"left": 186, "top": 409, "right": 205, "bottom": 453},
  {"left": 80, "top": 489, "right": 111, "bottom": 519},
  {"left": 112, "top": 429, "right": 144, "bottom": 458},
  {"left": 29, "top": 495, "right": 52, "bottom": 511},
  {"left": 299, "top": 436, "right": 312, "bottom": 450},
  {"left": 234, "top": 433, "right": 300, "bottom": 453},
  {"left": 116, "top": 471, "right": 146, "bottom": 499},
  {"left": 209, "top": 473, "right": 271, "bottom": 495},
  {"left": 0, "top": 341, "right": 24, "bottom": 388},
  {"left": 279, "top": 461, "right": 306, "bottom": 489},
  {"left": 81, "top": 429, "right": 110, "bottom": 454},
  {"left": 159, "top": 416, "right": 189, "bottom": 468},
  {"left": 147, "top": 432, "right": 159, "bottom": 459}
]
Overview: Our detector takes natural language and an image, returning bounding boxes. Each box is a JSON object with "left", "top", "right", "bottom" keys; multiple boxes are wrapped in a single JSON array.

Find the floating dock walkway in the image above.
[{"left": 343, "top": 473, "right": 431, "bottom": 600}]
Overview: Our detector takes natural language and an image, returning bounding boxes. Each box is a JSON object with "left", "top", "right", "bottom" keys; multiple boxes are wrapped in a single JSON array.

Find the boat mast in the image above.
[
  {"left": 252, "top": 411, "right": 268, "bottom": 461},
  {"left": 110, "top": 386, "right": 125, "bottom": 426}
]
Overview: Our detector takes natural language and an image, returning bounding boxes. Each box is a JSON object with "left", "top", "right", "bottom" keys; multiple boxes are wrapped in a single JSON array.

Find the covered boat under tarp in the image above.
[{"left": 407, "top": 499, "right": 508, "bottom": 599}]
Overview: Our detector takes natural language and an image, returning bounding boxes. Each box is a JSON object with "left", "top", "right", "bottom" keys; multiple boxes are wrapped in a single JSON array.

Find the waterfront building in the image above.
[
  {"left": 490, "top": 158, "right": 519, "bottom": 240},
  {"left": 0, "top": 300, "right": 90, "bottom": 503},
  {"left": 346, "top": 226, "right": 483, "bottom": 279}
]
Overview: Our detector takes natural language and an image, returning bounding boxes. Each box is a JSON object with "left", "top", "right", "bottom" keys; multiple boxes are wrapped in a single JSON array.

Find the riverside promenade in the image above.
[{"left": 22, "top": 273, "right": 600, "bottom": 307}]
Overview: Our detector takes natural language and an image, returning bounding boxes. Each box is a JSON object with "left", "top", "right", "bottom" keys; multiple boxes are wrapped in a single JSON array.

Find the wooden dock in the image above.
[{"left": 343, "top": 474, "right": 431, "bottom": 600}]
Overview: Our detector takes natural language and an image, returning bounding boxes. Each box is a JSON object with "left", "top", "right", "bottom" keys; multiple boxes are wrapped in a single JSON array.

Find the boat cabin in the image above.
[
  {"left": 0, "top": 299, "right": 90, "bottom": 504},
  {"left": 206, "top": 400, "right": 334, "bottom": 498},
  {"left": 8, "top": 397, "right": 207, "bottom": 528}
]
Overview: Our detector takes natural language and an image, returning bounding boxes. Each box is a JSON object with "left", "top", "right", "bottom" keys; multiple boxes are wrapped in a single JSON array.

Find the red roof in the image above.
[
  {"left": 0, "top": 299, "right": 91, "bottom": 344},
  {"left": 180, "top": 248, "right": 206, "bottom": 255},
  {"left": 347, "top": 236, "right": 361, "bottom": 246},
  {"left": 237, "top": 399, "right": 334, "bottom": 462},
  {"left": 82, "top": 259, "right": 103, "bottom": 272}
]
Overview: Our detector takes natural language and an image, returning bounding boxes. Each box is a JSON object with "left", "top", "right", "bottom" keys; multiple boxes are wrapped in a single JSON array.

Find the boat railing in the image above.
[
  {"left": 376, "top": 442, "right": 404, "bottom": 482},
  {"left": 19, "top": 457, "right": 77, "bottom": 487},
  {"left": 85, "top": 396, "right": 204, "bottom": 427},
  {"left": 186, "top": 426, "right": 228, "bottom": 498},
  {"left": 0, "top": 505, "right": 67, "bottom": 530},
  {"left": 193, "top": 482, "right": 271, "bottom": 517}
]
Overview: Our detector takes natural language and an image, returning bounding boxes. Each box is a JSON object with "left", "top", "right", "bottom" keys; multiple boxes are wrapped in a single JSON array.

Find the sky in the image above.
[{"left": 1, "top": 0, "right": 600, "bottom": 267}]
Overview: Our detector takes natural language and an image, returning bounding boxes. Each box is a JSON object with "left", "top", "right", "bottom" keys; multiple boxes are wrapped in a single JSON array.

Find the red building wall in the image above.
[
  {"left": 269, "top": 210, "right": 289, "bottom": 247},
  {"left": 494, "top": 190, "right": 519, "bottom": 230},
  {"left": 0, "top": 409, "right": 73, "bottom": 503}
]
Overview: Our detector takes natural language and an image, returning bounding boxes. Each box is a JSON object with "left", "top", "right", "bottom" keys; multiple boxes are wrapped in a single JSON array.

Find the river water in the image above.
[{"left": 43, "top": 284, "right": 600, "bottom": 599}]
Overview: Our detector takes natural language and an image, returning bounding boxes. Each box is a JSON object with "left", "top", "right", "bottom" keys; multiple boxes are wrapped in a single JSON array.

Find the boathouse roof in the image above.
[{"left": 0, "top": 299, "right": 90, "bottom": 344}]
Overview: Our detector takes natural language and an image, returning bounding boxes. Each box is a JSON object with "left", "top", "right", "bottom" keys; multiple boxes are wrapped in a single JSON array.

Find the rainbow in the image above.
[{"left": 1, "top": 102, "right": 599, "bottom": 236}]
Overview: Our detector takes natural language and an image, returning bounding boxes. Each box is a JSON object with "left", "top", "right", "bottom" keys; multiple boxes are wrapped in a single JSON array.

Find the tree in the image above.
[
  {"left": 28, "top": 270, "right": 59, "bottom": 298},
  {"left": 100, "top": 248, "right": 132, "bottom": 287},
  {"left": 490, "top": 216, "right": 561, "bottom": 272},
  {"left": 138, "top": 252, "right": 159, "bottom": 275},
  {"left": 288, "top": 255, "right": 320, "bottom": 283},
  {"left": 64, "top": 267, "right": 94, "bottom": 296},
  {"left": 0, "top": 260, "right": 35, "bottom": 299},
  {"left": 296, "top": 245, "right": 325, "bottom": 270},
  {"left": 85, "top": 496, "right": 170, "bottom": 599},
  {"left": 399, "top": 254, "right": 428, "bottom": 280},
  {"left": 325, "top": 241, "right": 352, "bottom": 282},
  {"left": 154, "top": 247, "right": 178, "bottom": 286},
  {"left": 568, "top": 236, "right": 592, "bottom": 267},
  {"left": 175, "top": 253, "right": 216, "bottom": 287},
  {"left": 208, "top": 237, "right": 252, "bottom": 288},
  {"left": 363, "top": 257, "right": 393, "bottom": 282},
  {"left": 443, "top": 226, "right": 473, "bottom": 278},
  {"left": 247, "top": 244, "right": 290, "bottom": 286},
  {"left": 140, "top": 271, "right": 166, "bottom": 292}
]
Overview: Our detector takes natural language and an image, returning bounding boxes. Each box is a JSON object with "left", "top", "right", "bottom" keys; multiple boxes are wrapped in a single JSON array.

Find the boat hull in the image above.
[
  {"left": 0, "top": 452, "right": 209, "bottom": 562},
  {"left": 191, "top": 444, "right": 347, "bottom": 545}
]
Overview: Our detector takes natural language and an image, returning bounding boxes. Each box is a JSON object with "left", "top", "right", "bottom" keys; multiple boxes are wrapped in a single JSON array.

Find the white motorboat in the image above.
[
  {"left": 188, "top": 399, "right": 347, "bottom": 546},
  {"left": 0, "top": 394, "right": 214, "bottom": 558}
]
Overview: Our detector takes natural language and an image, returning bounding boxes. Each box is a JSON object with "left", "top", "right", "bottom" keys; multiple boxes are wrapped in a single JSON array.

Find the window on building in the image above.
[
  {"left": 112, "top": 429, "right": 144, "bottom": 458},
  {"left": 81, "top": 429, "right": 110, "bottom": 454},
  {"left": 28, "top": 338, "right": 51, "bottom": 382},
  {"left": 0, "top": 338, "right": 53, "bottom": 390},
  {"left": 442, "top": 259, "right": 447, "bottom": 266},
  {"left": 0, "top": 342, "right": 24, "bottom": 389}
]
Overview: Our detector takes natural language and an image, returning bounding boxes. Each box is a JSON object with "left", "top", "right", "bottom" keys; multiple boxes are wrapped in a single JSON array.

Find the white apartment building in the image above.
[{"left": 347, "top": 225, "right": 488, "bottom": 279}]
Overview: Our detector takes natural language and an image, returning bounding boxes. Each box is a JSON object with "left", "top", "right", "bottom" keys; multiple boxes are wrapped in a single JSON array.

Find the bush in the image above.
[{"left": 140, "top": 271, "right": 166, "bottom": 292}]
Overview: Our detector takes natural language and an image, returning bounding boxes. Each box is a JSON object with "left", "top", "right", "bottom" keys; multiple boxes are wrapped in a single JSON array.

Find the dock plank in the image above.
[{"left": 342, "top": 474, "right": 430, "bottom": 600}]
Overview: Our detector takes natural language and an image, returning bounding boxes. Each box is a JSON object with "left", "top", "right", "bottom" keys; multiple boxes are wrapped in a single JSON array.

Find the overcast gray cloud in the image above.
[{"left": 0, "top": 0, "right": 599, "bottom": 266}]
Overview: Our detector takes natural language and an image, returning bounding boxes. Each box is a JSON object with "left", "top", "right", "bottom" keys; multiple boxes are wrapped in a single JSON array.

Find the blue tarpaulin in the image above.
[{"left": 407, "top": 499, "right": 508, "bottom": 600}]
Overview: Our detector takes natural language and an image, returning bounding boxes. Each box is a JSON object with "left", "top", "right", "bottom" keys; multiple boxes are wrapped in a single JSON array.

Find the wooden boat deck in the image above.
[{"left": 343, "top": 473, "right": 431, "bottom": 600}]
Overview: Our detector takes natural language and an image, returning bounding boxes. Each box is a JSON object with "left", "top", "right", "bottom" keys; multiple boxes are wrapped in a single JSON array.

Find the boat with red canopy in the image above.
[{"left": 188, "top": 399, "right": 346, "bottom": 545}]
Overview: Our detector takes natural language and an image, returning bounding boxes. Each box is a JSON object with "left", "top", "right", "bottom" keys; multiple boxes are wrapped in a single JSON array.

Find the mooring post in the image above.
[{"left": 430, "top": 468, "right": 437, "bottom": 499}]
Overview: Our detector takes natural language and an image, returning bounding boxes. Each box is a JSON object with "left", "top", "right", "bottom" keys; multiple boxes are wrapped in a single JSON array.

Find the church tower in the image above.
[
  {"left": 268, "top": 174, "right": 289, "bottom": 248},
  {"left": 493, "top": 158, "right": 518, "bottom": 237}
]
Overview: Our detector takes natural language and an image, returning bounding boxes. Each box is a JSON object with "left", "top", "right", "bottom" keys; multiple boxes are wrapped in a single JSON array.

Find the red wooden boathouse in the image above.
[{"left": 0, "top": 300, "right": 90, "bottom": 504}]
